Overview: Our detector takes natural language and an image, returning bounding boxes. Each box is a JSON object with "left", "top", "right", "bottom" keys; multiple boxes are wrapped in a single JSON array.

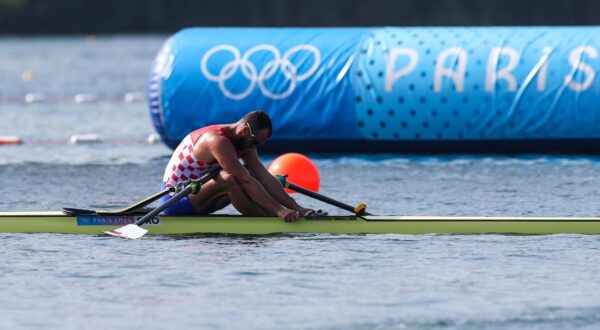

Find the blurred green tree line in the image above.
[{"left": 0, "top": 0, "right": 597, "bottom": 34}]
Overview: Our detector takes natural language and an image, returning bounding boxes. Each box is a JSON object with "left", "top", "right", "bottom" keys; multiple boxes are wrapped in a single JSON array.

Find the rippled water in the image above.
[
  {"left": 2, "top": 36, "right": 600, "bottom": 330},
  {"left": 3, "top": 233, "right": 600, "bottom": 330}
]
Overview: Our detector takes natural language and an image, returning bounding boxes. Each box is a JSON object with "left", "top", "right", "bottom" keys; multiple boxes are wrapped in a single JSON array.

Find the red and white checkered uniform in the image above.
[{"left": 162, "top": 125, "right": 237, "bottom": 188}]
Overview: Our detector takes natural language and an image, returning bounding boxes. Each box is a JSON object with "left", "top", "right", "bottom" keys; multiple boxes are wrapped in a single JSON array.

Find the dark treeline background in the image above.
[{"left": 0, "top": 0, "right": 597, "bottom": 35}]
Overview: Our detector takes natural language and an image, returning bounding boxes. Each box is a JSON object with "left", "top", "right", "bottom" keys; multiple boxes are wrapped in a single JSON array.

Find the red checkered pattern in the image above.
[{"left": 162, "top": 135, "right": 218, "bottom": 188}]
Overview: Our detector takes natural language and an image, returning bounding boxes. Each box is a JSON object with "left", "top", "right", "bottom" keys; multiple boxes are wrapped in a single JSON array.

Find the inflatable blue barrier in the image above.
[{"left": 148, "top": 27, "right": 600, "bottom": 153}]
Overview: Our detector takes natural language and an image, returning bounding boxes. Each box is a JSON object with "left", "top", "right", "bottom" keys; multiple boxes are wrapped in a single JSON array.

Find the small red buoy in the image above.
[
  {"left": 268, "top": 153, "right": 320, "bottom": 193},
  {"left": 0, "top": 136, "right": 22, "bottom": 145}
]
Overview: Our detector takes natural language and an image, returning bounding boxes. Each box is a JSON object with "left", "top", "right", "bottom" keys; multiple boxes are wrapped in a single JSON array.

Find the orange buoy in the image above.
[{"left": 268, "top": 153, "right": 320, "bottom": 193}]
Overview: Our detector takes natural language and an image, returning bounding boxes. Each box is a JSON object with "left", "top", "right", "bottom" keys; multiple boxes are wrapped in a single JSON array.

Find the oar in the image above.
[
  {"left": 105, "top": 167, "right": 222, "bottom": 239},
  {"left": 274, "top": 174, "right": 371, "bottom": 216},
  {"left": 96, "top": 188, "right": 174, "bottom": 215}
]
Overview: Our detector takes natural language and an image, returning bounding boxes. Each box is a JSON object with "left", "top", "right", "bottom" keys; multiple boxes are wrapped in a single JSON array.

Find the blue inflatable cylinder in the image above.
[{"left": 148, "top": 27, "right": 600, "bottom": 152}]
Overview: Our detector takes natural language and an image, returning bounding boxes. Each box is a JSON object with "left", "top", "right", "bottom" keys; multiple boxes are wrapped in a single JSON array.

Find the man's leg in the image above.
[{"left": 187, "top": 171, "right": 273, "bottom": 216}]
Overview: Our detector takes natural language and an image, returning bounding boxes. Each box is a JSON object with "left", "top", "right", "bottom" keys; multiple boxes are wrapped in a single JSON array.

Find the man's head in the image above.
[
  {"left": 243, "top": 110, "right": 272, "bottom": 138},
  {"left": 236, "top": 110, "right": 272, "bottom": 148}
]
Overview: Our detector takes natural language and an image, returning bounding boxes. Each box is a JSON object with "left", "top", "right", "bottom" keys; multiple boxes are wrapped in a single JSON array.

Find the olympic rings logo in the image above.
[{"left": 200, "top": 44, "right": 321, "bottom": 100}]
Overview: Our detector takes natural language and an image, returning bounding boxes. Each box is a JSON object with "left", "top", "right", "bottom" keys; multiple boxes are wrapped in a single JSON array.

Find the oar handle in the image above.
[
  {"left": 134, "top": 167, "right": 221, "bottom": 226},
  {"left": 275, "top": 174, "right": 371, "bottom": 216}
]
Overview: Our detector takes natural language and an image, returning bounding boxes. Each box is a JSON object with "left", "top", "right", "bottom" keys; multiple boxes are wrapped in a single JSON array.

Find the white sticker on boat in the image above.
[{"left": 76, "top": 215, "right": 162, "bottom": 226}]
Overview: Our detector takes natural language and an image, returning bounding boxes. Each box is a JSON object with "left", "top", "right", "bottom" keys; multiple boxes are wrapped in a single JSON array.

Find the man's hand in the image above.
[{"left": 277, "top": 207, "right": 301, "bottom": 223}]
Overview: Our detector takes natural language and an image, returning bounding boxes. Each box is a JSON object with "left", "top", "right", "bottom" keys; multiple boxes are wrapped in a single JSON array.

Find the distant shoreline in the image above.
[{"left": 0, "top": 0, "right": 597, "bottom": 35}]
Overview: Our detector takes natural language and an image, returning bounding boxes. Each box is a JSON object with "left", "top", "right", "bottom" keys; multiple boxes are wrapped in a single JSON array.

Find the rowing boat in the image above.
[
  {"left": 3, "top": 174, "right": 595, "bottom": 237},
  {"left": 2, "top": 209, "right": 600, "bottom": 235}
]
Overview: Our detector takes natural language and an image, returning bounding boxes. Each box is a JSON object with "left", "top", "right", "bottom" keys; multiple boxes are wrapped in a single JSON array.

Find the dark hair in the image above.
[{"left": 243, "top": 110, "right": 272, "bottom": 138}]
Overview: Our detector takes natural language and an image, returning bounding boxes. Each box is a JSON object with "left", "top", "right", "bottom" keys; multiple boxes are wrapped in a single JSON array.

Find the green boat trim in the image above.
[{"left": 2, "top": 211, "right": 600, "bottom": 235}]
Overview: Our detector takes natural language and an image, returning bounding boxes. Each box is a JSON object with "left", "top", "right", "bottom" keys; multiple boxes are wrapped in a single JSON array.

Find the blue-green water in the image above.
[{"left": 2, "top": 36, "right": 600, "bottom": 330}]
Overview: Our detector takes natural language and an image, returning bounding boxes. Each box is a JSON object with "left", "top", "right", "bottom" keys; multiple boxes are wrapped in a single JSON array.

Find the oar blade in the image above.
[{"left": 104, "top": 224, "right": 148, "bottom": 239}]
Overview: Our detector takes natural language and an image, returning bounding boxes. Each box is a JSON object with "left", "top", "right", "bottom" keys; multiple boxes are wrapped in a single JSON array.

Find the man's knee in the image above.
[{"left": 219, "top": 172, "right": 241, "bottom": 189}]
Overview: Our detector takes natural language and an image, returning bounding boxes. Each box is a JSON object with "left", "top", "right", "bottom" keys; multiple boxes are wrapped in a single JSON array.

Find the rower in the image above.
[{"left": 160, "top": 110, "right": 313, "bottom": 222}]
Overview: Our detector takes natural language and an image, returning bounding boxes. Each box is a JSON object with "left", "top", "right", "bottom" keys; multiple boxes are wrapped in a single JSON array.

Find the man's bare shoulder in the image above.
[
  {"left": 194, "top": 130, "right": 235, "bottom": 157},
  {"left": 197, "top": 129, "right": 227, "bottom": 145}
]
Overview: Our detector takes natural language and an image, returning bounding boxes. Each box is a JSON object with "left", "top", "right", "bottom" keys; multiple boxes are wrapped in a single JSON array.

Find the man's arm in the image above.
[
  {"left": 242, "top": 148, "right": 313, "bottom": 215},
  {"left": 207, "top": 135, "right": 300, "bottom": 221}
]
